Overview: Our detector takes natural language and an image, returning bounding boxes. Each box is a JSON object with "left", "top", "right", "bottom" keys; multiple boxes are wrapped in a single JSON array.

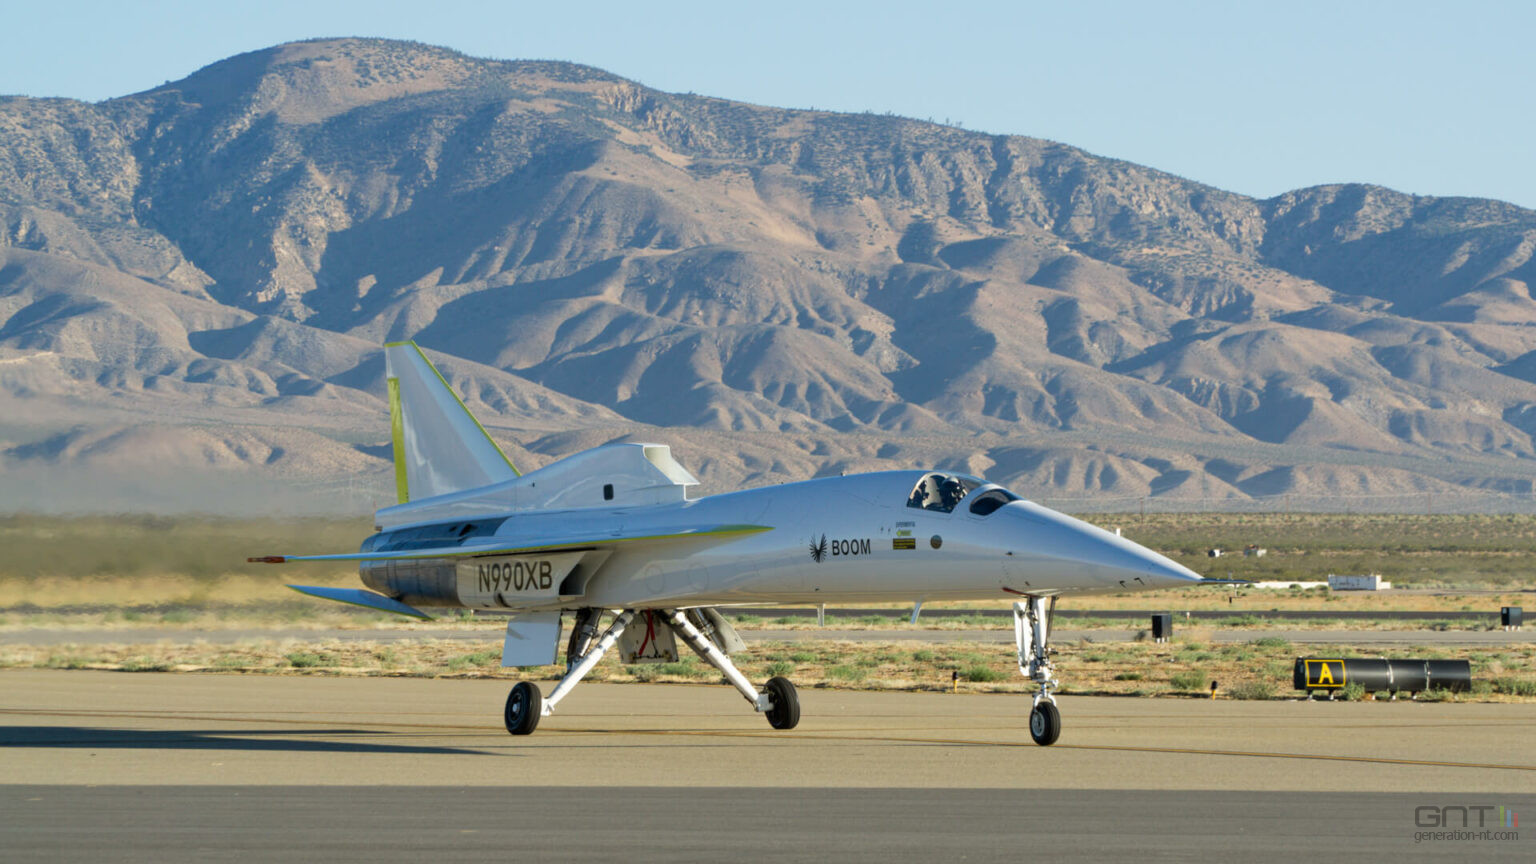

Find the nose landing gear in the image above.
[{"left": 1014, "top": 596, "right": 1061, "bottom": 746}]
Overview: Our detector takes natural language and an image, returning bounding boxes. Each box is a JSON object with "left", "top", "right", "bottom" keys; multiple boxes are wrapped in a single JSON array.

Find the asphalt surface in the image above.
[
  {"left": 4, "top": 786, "right": 1529, "bottom": 863},
  {"left": 2, "top": 670, "right": 1533, "bottom": 862},
  {"left": 1, "top": 625, "right": 1529, "bottom": 646}
]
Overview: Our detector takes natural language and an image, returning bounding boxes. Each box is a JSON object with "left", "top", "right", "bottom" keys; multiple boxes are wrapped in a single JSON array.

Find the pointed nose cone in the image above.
[{"left": 1006, "top": 502, "right": 1203, "bottom": 590}]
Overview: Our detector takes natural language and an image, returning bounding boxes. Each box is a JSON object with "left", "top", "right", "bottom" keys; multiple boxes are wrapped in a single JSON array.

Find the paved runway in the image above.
[
  {"left": 2, "top": 670, "right": 1533, "bottom": 861},
  {"left": 4, "top": 786, "right": 1528, "bottom": 863}
]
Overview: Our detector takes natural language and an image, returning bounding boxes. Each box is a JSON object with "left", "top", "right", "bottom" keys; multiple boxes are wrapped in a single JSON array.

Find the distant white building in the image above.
[{"left": 1328, "top": 573, "right": 1391, "bottom": 591}]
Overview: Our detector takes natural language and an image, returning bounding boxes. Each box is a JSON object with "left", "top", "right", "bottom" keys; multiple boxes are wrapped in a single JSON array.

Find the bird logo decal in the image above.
[{"left": 809, "top": 534, "right": 828, "bottom": 562}]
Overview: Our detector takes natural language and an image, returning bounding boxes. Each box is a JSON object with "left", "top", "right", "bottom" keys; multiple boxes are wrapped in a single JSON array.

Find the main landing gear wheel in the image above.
[
  {"left": 1029, "top": 701, "right": 1061, "bottom": 746},
  {"left": 505, "top": 681, "right": 542, "bottom": 736},
  {"left": 763, "top": 676, "right": 800, "bottom": 730}
]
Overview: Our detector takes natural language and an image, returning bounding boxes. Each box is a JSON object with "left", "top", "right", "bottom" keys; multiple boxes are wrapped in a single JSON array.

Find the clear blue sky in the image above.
[{"left": 5, "top": 1, "right": 1534, "bottom": 208}]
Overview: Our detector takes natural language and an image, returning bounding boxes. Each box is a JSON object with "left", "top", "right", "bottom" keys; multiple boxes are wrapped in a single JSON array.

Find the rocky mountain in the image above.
[{"left": 3, "top": 37, "right": 1536, "bottom": 513}]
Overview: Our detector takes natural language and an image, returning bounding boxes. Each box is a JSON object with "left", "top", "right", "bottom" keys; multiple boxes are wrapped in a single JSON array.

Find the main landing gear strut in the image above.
[
  {"left": 504, "top": 608, "right": 800, "bottom": 736},
  {"left": 1014, "top": 595, "right": 1061, "bottom": 746}
]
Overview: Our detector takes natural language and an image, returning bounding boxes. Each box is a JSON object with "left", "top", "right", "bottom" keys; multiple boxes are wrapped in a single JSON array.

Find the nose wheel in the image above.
[{"left": 1028, "top": 700, "right": 1061, "bottom": 746}]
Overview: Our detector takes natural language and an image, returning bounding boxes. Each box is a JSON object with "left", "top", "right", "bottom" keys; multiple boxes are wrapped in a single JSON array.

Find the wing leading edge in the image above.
[{"left": 250, "top": 523, "right": 772, "bottom": 564}]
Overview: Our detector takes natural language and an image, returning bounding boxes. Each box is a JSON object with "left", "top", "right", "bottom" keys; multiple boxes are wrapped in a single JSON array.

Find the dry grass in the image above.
[
  {"left": 724, "top": 611, "right": 1508, "bottom": 632},
  {"left": 1039, "top": 586, "right": 1531, "bottom": 613},
  {"left": 0, "top": 514, "right": 369, "bottom": 584},
  {"left": 0, "top": 573, "right": 357, "bottom": 609},
  {"left": 3, "top": 635, "right": 1532, "bottom": 702},
  {"left": 1108, "top": 512, "right": 1536, "bottom": 588}
]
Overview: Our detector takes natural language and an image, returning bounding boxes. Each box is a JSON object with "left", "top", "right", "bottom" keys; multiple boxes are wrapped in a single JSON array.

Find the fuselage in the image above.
[
  {"left": 329, "top": 345, "right": 1197, "bottom": 742},
  {"left": 359, "top": 470, "right": 1202, "bottom": 611}
]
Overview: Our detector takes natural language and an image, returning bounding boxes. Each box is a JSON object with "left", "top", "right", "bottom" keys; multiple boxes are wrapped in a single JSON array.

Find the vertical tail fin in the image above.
[{"left": 384, "top": 341, "right": 519, "bottom": 503}]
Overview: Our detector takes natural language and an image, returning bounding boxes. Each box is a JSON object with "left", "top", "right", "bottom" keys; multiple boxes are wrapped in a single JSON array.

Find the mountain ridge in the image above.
[{"left": 3, "top": 37, "right": 1536, "bottom": 513}]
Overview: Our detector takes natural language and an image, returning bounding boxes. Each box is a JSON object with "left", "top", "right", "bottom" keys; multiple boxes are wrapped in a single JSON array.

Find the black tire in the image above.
[
  {"left": 1029, "top": 701, "right": 1061, "bottom": 746},
  {"left": 504, "top": 681, "right": 542, "bottom": 736},
  {"left": 764, "top": 676, "right": 800, "bottom": 730}
]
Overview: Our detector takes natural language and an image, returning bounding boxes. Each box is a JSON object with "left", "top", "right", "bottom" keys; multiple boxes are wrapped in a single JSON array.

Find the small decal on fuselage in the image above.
[
  {"left": 831, "top": 538, "right": 871, "bottom": 556},
  {"left": 477, "top": 559, "right": 553, "bottom": 592},
  {"left": 809, "top": 534, "right": 871, "bottom": 561}
]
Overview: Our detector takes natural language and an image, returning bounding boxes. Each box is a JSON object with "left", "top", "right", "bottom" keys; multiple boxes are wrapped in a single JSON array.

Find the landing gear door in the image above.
[
  {"left": 500, "top": 610, "right": 561, "bottom": 668},
  {"left": 618, "top": 610, "right": 680, "bottom": 663}
]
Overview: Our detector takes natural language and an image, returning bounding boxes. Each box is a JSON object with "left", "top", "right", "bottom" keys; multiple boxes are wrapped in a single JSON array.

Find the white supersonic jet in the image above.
[{"left": 254, "top": 342, "right": 1206, "bottom": 745}]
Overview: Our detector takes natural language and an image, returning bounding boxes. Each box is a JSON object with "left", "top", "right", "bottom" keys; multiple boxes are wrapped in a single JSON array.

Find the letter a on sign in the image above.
[{"left": 1304, "top": 659, "right": 1344, "bottom": 688}]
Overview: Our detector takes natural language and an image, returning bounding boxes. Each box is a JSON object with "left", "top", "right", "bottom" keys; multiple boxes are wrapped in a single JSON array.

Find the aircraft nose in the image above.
[{"left": 1006, "top": 502, "right": 1204, "bottom": 589}]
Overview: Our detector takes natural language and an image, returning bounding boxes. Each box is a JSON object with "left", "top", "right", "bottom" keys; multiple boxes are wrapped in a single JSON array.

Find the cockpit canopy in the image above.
[
  {"left": 906, "top": 472, "right": 1022, "bottom": 515},
  {"left": 966, "top": 486, "right": 1021, "bottom": 516},
  {"left": 907, "top": 472, "right": 976, "bottom": 512}
]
